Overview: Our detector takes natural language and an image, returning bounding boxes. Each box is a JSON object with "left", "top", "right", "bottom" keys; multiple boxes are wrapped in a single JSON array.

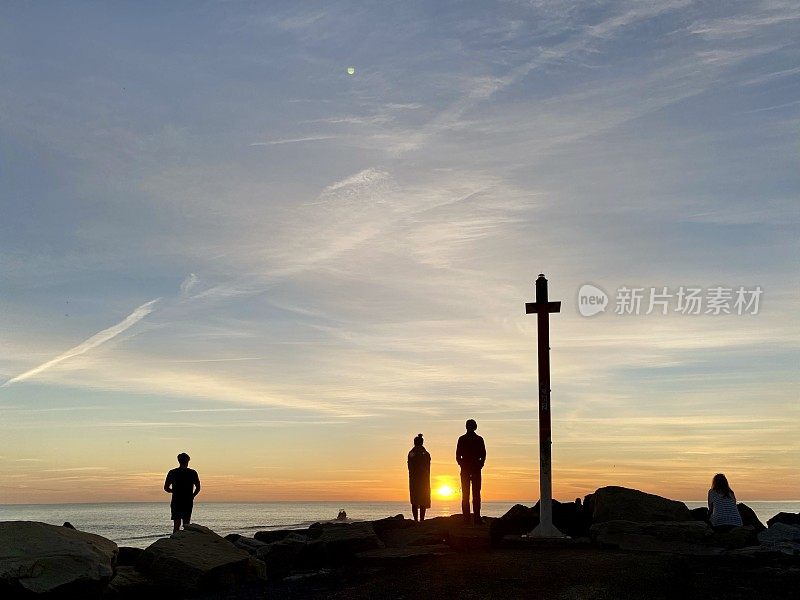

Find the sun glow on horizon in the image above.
[{"left": 436, "top": 484, "right": 455, "bottom": 499}]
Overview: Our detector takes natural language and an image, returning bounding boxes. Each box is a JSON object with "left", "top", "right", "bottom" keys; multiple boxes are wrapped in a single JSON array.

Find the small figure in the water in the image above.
[
  {"left": 337, "top": 509, "right": 347, "bottom": 521},
  {"left": 408, "top": 433, "right": 431, "bottom": 522}
]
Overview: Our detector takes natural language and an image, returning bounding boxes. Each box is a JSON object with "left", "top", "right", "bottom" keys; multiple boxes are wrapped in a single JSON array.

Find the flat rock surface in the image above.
[
  {"left": 136, "top": 524, "right": 252, "bottom": 592},
  {"left": 589, "top": 486, "right": 691, "bottom": 523},
  {"left": 314, "top": 522, "right": 384, "bottom": 557},
  {"left": 0, "top": 520, "right": 118, "bottom": 597},
  {"left": 262, "top": 545, "right": 800, "bottom": 600},
  {"left": 588, "top": 520, "right": 759, "bottom": 555},
  {"left": 378, "top": 519, "right": 448, "bottom": 548},
  {"left": 446, "top": 520, "right": 493, "bottom": 551}
]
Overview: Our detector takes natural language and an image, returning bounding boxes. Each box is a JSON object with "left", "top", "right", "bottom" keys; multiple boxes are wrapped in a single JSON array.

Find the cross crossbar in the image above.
[{"left": 525, "top": 301, "right": 561, "bottom": 314}]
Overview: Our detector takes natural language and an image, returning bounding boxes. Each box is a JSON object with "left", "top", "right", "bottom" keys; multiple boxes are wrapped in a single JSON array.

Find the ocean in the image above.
[{"left": 2, "top": 501, "right": 798, "bottom": 549}]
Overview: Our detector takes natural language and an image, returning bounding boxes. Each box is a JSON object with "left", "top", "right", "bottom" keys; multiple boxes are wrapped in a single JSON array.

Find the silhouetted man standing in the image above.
[
  {"left": 164, "top": 453, "right": 201, "bottom": 533},
  {"left": 456, "top": 419, "right": 486, "bottom": 525}
]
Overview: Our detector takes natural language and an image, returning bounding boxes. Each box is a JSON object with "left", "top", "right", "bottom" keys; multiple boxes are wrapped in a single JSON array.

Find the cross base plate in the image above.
[{"left": 525, "top": 521, "right": 567, "bottom": 538}]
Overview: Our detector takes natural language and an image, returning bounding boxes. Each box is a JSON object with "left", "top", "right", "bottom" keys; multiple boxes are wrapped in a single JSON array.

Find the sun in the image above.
[{"left": 436, "top": 484, "right": 455, "bottom": 499}]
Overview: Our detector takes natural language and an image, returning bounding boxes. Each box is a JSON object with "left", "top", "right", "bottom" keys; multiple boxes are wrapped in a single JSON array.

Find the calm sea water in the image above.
[{"left": 2, "top": 501, "right": 798, "bottom": 548}]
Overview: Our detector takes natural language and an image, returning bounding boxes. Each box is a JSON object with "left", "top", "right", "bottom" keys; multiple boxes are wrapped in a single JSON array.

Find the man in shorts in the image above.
[{"left": 164, "top": 452, "right": 201, "bottom": 533}]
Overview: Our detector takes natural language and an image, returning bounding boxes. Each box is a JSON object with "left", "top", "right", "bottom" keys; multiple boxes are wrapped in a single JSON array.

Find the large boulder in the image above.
[
  {"left": 256, "top": 523, "right": 384, "bottom": 574},
  {"left": 254, "top": 528, "right": 317, "bottom": 543},
  {"left": 758, "top": 523, "right": 800, "bottom": 544},
  {"left": 736, "top": 503, "right": 765, "bottom": 531},
  {"left": 256, "top": 534, "right": 309, "bottom": 578},
  {"left": 708, "top": 526, "right": 757, "bottom": 549},
  {"left": 104, "top": 566, "right": 160, "bottom": 600},
  {"left": 447, "top": 520, "right": 492, "bottom": 551},
  {"left": 689, "top": 507, "right": 709, "bottom": 522},
  {"left": 371, "top": 515, "right": 415, "bottom": 540},
  {"left": 490, "top": 504, "right": 536, "bottom": 545},
  {"left": 313, "top": 522, "right": 383, "bottom": 561},
  {"left": 135, "top": 524, "right": 257, "bottom": 593},
  {"left": 378, "top": 519, "right": 449, "bottom": 548},
  {"left": 229, "top": 536, "right": 268, "bottom": 557},
  {"left": 0, "top": 521, "right": 118, "bottom": 598},
  {"left": 586, "top": 487, "right": 691, "bottom": 523},
  {"left": 757, "top": 523, "right": 800, "bottom": 556},
  {"left": 383, "top": 515, "right": 490, "bottom": 551},
  {"left": 116, "top": 547, "right": 143, "bottom": 567},
  {"left": 590, "top": 520, "right": 723, "bottom": 555},
  {"left": 490, "top": 500, "right": 588, "bottom": 545},
  {"left": 767, "top": 512, "right": 800, "bottom": 528}
]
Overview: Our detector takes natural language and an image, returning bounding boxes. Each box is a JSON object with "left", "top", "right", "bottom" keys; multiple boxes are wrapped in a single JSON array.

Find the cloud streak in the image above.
[
  {"left": 249, "top": 136, "right": 335, "bottom": 146},
  {"left": 2, "top": 298, "right": 160, "bottom": 387}
]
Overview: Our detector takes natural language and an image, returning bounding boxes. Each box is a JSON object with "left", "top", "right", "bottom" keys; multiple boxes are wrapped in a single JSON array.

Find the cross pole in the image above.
[{"left": 525, "top": 273, "right": 565, "bottom": 537}]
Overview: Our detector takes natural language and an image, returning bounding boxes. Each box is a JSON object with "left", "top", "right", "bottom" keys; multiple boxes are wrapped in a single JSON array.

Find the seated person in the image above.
[{"left": 707, "top": 473, "right": 742, "bottom": 530}]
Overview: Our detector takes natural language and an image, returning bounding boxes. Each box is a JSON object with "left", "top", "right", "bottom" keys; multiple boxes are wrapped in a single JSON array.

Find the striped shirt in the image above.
[{"left": 708, "top": 489, "right": 743, "bottom": 527}]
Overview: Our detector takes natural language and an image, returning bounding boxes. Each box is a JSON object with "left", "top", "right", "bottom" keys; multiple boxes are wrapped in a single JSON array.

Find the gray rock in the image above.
[
  {"left": 489, "top": 500, "right": 587, "bottom": 544},
  {"left": 0, "top": 521, "right": 118, "bottom": 598},
  {"left": 590, "top": 520, "right": 724, "bottom": 555},
  {"left": 231, "top": 536, "right": 268, "bottom": 556},
  {"left": 726, "top": 545, "right": 797, "bottom": 558},
  {"left": 371, "top": 515, "right": 414, "bottom": 540},
  {"left": 254, "top": 528, "right": 318, "bottom": 543},
  {"left": 758, "top": 523, "right": 800, "bottom": 544},
  {"left": 737, "top": 503, "right": 766, "bottom": 531},
  {"left": 116, "top": 546, "right": 143, "bottom": 567},
  {"left": 135, "top": 524, "right": 254, "bottom": 593},
  {"left": 447, "top": 521, "right": 492, "bottom": 551},
  {"left": 246, "top": 556, "right": 267, "bottom": 581},
  {"left": 708, "top": 526, "right": 756, "bottom": 549},
  {"left": 256, "top": 537, "right": 307, "bottom": 578},
  {"left": 314, "top": 522, "right": 384, "bottom": 560},
  {"left": 282, "top": 568, "right": 335, "bottom": 591},
  {"left": 586, "top": 486, "right": 691, "bottom": 523},
  {"left": 380, "top": 519, "right": 449, "bottom": 548},
  {"left": 766, "top": 512, "right": 800, "bottom": 528},
  {"left": 104, "top": 566, "right": 160, "bottom": 599},
  {"left": 489, "top": 504, "right": 537, "bottom": 545}
]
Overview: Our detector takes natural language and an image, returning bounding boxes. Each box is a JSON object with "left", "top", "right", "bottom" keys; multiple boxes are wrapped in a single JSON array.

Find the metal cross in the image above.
[{"left": 525, "top": 274, "right": 564, "bottom": 537}]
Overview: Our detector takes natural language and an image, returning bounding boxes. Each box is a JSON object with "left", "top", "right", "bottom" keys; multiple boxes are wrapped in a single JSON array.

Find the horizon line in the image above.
[{"left": 3, "top": 498, "right": 799, "bottom": 507}]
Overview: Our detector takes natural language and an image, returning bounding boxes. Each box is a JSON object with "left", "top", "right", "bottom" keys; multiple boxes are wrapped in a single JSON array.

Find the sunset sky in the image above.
[{"left": 1, "top": 1, "right": 798, "bottom": 504}]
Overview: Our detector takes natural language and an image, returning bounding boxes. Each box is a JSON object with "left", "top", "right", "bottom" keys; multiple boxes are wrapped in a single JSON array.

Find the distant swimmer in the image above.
[{"left": 164, "top": 453, "right": 201, "bottom": 534}]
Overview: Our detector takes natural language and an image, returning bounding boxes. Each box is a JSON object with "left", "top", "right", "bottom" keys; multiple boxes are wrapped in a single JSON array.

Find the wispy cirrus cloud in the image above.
[
  {"left": 1, "top": 298, "right": 160, "bottom": 387},
  {"left": 249, "top": 136, "right": 335, "bottom": 146},
  {"left": 179, "top": 273, "right": 199, "bottom": 296}
]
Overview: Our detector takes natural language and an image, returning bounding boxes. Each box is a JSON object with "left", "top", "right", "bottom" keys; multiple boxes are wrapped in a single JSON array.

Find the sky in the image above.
[{"left": 0, "top": 1, "right": 798, "bottom": 505}]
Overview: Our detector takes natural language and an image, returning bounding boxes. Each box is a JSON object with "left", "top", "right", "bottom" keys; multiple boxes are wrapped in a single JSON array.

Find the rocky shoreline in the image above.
[{"left": 2, "top": 486, "right": 799, "bottom": 599}]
